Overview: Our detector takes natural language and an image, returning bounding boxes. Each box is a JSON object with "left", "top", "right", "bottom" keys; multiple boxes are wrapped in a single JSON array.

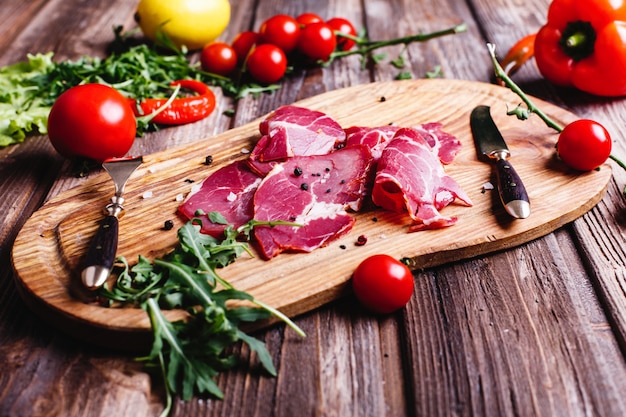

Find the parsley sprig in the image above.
[{"left": 99, "top": 214, "right": 304, "bottom": 416}]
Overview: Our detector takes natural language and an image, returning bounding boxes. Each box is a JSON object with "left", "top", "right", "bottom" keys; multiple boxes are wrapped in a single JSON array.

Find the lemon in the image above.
[{"left": 135, "top": 0, "right": 231, "bottom": 50}]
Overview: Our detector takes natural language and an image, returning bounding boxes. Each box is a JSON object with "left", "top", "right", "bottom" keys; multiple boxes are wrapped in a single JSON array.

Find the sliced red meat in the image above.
[
  {"left": 344, "top": 123, "right": 461, "bottom": 164},
  {"left": 177, "top": 160, "right": 261, "bottom": 237},
  {"left": 371, "top": 128, "right": 471, "bottom": 231},
  {"left": 413, "top": 122, "right": 462, "bottom": 164},
  {"left": 253, "top": 145, "right": 374, "bottom": 259},
  {"left": 344, "top": 125, "right": 399, "bottom": 160},
  {"left": 250, "top": 105, "right": 346, "bottom": 163}
]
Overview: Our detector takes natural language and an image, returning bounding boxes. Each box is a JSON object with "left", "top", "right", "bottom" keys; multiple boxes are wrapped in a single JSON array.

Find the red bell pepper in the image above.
[
  {"left": 129, "top": 79, "right": 216, "bottom": 125},
  {"left": 503, "top": 0, "right": 626, "bottom": 97}
]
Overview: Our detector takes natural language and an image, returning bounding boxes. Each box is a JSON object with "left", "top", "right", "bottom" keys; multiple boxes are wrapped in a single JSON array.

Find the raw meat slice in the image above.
[
  {"left": 371, "top": 128, "right": 471, "bottom": 231},
  {"left": 344, "top": 125, "right": 399, "bottom": 160},
  {"left": 414, "top": 122, "right": 462, "bottom": 164},
  {"left": 344, "top": 123, "right": 461, "bottom": 164},
  {"left": 177, "top": 160, "right": 262, "bottom": 237},
  {"left": 250, "top": 105, "right": 346, "bottom": 163},
  {"left": 253, "top": 145, "right": 374, "bottom": 259}
]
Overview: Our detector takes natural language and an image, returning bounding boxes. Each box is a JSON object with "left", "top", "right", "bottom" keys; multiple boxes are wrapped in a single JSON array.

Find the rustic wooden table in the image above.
[{"left": 2, "top": 0, "right": 626, "bottom": 416}]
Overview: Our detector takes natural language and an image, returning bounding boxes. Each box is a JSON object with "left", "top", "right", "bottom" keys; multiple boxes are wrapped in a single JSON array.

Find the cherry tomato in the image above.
[
  {"left": 296, "top": 12, "right": 323, "bottom": 27},
  {"left": 557, "top": 119, "right": 612, "bottom": 171},
  {"left": 246, "top": 44, "right": 287, "bottom": 84},
  {"left": 352, "top": 254, "right": 414, "bottom": 314},
  {"left": 258, "top": 14, "right": 301, "bottom": 53},
  {"left": 297, "top": 21, "right": 337, "bottom": 61},
  {"left": 326, "top": 17, "right": 357, "bottom": 51},
  {"left": 47, "top": 84, "right": 136, "bottom": 162},
  {"left": 200, "top": 42, "right": 238, "bottom": 75},
  {"left": 232, "top": 31, "right": 259, "bottom": 64}
]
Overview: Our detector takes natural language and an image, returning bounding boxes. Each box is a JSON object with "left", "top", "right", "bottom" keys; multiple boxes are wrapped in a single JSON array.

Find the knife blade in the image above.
[{"left": 470, "top": 105, "right": 530, "bottom": 219}]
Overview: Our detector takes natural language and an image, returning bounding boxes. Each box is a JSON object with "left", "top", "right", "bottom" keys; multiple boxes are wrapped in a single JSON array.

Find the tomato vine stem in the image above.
[
  {"left": 325, "top": 23, "right": 467, "bottom": 66},
  {"left": 487, "top": 43, "right": 626, "bottom": 179}
]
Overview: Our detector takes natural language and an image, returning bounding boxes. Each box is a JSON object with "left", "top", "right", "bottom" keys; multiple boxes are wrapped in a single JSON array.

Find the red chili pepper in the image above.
[
  {"left": 508, "top": 0, "right": 626, "bottom": 97},
  {"left": 129, "top": 79, "right": 216, "bottom": 125},
  {"left": 500, "top": 33, "right": 536, "bottom": 77}
]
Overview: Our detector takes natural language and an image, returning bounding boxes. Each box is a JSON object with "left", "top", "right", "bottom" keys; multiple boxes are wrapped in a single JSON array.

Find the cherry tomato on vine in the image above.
[
  {"left": 297, "top": 21, "right": 337, "bottom": 61},
  {"left": 232, "top": 31, "right": 259, "bottom": 64},
  {"left": 258, "top": 14, "right": 301, "bottom": 53},
  {"left": 47, "top": 84, "right": 136, "bottom": 162},
  {"left": 246, "top": 44, "right": 288, "bottom": 83},
  {"left": 557, "top": 119, "right": 612, "bottom": 171},
  {"left": 296, "top": 12, "right": 323, "bottom": 27},
  {"left": 352, "top": 254, "right": 414, "bottom": 314},
  {"left": 326, "top": 17, "right": 357, "bottom": 51},
  {"left": 200, "top": 42, "right": 238, "bottom": 76}
]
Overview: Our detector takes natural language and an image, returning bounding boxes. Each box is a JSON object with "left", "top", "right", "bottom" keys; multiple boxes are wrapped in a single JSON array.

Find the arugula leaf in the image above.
[
  {"left": 237, "top": 330, "right": 277, "bottom": 376},
  {"left": 99, "top": 216, "right": 304, "bottom": 416},
  {"left": 0, "top": 27, "right": 281, "bottom": 147}
]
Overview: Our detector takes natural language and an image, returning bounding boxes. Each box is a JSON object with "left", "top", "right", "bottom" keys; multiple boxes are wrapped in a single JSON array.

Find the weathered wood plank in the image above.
[{"left": 2, "top": 1, "right": 626, "bottom": 417}]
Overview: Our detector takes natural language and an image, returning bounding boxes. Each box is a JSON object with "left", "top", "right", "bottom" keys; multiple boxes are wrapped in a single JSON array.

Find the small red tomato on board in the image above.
[
  {"left": 246, "top": 44, "right": 288, "bottom": 83},
  {"left": 47, "top": 84, "right": 136, "bottom": 162},
  {"left": 352, "top": 254, "right": 414, "bottom": 314},
  {"left": 200, "top": 42, "right": 238, "bottom": 75},
  {"left": 326, "top": 17, "right": 357, "bottom": 51},
  {"left": 232, "top": 31, "right": 259, "bottom": 64},
  {"left": 296, "top": 12, "right": 323, "bottom": 27},
  {"left": 297, "top": 21, "right": 337, "bottom": 61},
  {"left": 258, "top": 14, "right": 301, "bottom": 53},
  {"left": 557, "top": 119, "right": 612, "bottom": 171}
]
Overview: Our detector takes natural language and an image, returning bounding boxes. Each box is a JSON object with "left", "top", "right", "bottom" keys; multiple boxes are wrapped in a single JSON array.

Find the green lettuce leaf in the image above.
[{"left": 0, "top": 53, "right": 55, "bottom": 146}]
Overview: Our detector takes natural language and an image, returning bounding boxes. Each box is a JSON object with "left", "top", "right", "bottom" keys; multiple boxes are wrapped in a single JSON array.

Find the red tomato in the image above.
[
  {"left": 352, "top": 254, "right": 414, "bottom": 314},
  {"left": 296, "top": 12, "right": 323, "bottom": 27},
  {"left": 258, "top": 14, "right": 301, "bottom": 53},
  {"left": 557, "top": 119, "right": 612, "bottom": 171},
  {"left": 232, "top": 31, "right": 259, "bottom": 64},
  {"left": 246, "top": 44, "right": 287, "bottom": 83},
  {"left": 47, "top": 84, "right": 136, "bottom": 162},
  {"left": 200, "top": 42, "right": 238, "bottom": 75},
  {"left": 326, "top": 17, "right": 357, "bottom": 51},
  {"left": 297, "top": 21, "right": 337, "bottom": 61}
]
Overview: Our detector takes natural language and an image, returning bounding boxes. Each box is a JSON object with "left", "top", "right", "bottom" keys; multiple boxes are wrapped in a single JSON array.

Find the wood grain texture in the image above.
[
  {"left": 3, "top": 0, "right": 626, "bottom": 416},
  {"left": 12, "top": 79, "right": 611, "bottom": 349}
]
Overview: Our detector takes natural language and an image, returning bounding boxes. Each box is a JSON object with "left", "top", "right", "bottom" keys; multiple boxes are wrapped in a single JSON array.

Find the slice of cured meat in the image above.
[
  {"left": 344, "top": 125, "right": 399, "bottom": 161},
  {"left": 253, "top": 145, "right": 374, "bottom": 259},
  {"left": 414, "top": 122, "right": 462, "bottom": 164},
  {"left": 177, "top": 160, "right": 262, "bottom": 237},
  {"left": 250, "top": 105, "right": 346, "bottom": 163},
  {"left": 344, "top": 123, "right": 461, "bottom": 164},
  {"left": 371, "top": 128, "right": 471, "bottom": 231}
]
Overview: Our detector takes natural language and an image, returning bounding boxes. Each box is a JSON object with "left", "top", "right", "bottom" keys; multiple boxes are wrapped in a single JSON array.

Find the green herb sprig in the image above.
[
  {"left": 99, "top": 214, "right": 304, "bottom": 417},
  {"left": 0, "top": 26, "right": 278, "bottom": 145}
]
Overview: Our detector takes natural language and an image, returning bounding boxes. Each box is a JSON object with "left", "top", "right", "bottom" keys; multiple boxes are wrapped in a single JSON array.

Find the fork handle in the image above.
[{"left": 80, "top": 215, "right": 119, "bottom": 290}]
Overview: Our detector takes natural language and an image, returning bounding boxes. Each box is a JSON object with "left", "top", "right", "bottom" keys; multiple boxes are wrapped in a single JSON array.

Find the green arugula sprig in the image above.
[
  {"left": 99, "top": 214, "right": 304, "bottom": 417},
  {"left": 0, "top": 26, "right": 279, "bottom": 145}
]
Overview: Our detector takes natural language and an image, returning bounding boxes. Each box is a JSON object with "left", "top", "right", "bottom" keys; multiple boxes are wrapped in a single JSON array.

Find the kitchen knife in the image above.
[{"left": 470, "top": 105, "right": 530, "bottom": 219}]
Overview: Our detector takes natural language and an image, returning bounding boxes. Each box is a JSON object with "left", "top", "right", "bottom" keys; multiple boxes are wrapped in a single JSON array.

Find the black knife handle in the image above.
[
  {"left": 494, "top": 158, "right": 531, "bottom": 219},
  {"left": 80, "top": 215, "right": 119, "bottom": 289}
]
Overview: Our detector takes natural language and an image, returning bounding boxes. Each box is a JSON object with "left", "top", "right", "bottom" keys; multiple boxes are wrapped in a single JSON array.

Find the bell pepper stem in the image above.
[{"left": 565, "top": 32, "right": 587, "bottom": 49}]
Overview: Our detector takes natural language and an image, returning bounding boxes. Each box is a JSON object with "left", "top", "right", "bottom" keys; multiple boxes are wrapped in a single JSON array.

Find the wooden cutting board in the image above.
[{"left": 11, "top": 79, "right": 612, "bottom": 350}]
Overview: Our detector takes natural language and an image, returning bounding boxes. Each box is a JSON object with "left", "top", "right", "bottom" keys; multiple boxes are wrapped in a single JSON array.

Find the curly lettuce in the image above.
[{"left": 0, "top": 53, "right": 56, "bottom": 147}]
